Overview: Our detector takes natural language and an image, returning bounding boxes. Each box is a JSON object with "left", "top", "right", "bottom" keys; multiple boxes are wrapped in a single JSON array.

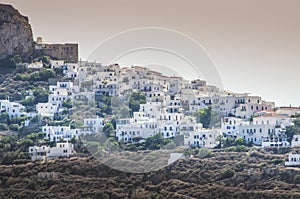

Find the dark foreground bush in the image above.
[{"left": 220, "top": 168, "right": 235, "bottom": 180}]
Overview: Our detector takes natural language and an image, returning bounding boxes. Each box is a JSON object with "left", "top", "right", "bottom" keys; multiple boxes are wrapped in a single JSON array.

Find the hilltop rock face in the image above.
[{"left": 0, "top": 4, "right": 34, "bottom": 61}]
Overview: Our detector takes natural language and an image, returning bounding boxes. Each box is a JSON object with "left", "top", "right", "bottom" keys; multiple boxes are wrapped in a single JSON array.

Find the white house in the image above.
[
  {"left": 184, "top": 128, "right": 220, "bottom": 148},
  {"left": 63, "top": 63, "right": 78, "bottom": 78},
  {"left": 161, "top": 121, "right": 179, "bottom": 138},
  {"left": 83, "top": 117, "right": 104, "bottom": 133},
  {"left": 48, "top": 88, "right": 70, "bottom": 107},
  {"left": 49, "top": 81, "right": 73, "bottom": 92},
  {"left": 233, "top": 96, "right": 274, "bottom": 119},
  {"left": 116, "top": 118, "right": 162, "bottom": 143},
  {"left": 28, "top": 145, "right": 50, "bottom": 161},
  {"left": 36, "top": 81, "right": 73, "bottom": 118},
  {"left": 42, "top": 125, "right": 80, "bottom": 141},
  {"left": 42, "top": 125, "right": 70, "bottom": 141},
  {"left": 291, "top": 135, "right": 300, "bottom": 147},
  {"left": 50, "top": 60, "right": 65, "bottom": 69},
  {"left": 221, "top": 114, "right": 292, "bottom": 147},
  {"left": 29, "top": 142, "right": 76, "bottom": 161},
  {"left": 47, "top": 142, "right": 76, "bottom": 159},
  {"left": 72, "top": 91, "right": 95, "bottom": 101},
  {"left": 285, "top": 153, "right": 300, "bottom": 166},
  {"left": 48, "top": 81, "right": 73, "bottom": 108},
  {"left": 179, "top": 116, "right": 203, "bottom": 137},
  {"left": 36, "top": 102, "right": 58, "bottom": 118},
  {"left": 261, "top": 136, "right": 290, "bottom": 148},
  {"left": 0, "top": 99, "right": 26, "bottom": 118},
  {"left": 221, "top": 117, "right": 247, "bottom": 137}
]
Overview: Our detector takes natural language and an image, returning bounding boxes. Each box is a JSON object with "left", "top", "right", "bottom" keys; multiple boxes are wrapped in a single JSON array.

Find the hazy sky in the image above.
[{"left": 3, "top": 0, "right": 300, "bottom": 106}]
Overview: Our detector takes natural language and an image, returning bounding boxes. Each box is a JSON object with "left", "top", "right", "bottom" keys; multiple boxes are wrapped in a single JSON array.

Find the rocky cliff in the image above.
[{"left": 0, "top": 4, "right": 34, "bottom": 61}]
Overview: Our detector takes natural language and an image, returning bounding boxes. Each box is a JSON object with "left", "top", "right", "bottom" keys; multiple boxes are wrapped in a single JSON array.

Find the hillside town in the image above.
[
  {"left": 1, "top": 38, "right": 300, "bottom": 164},
  {"left": 3, "top": 2, "right": 300, "bottom": 198}
]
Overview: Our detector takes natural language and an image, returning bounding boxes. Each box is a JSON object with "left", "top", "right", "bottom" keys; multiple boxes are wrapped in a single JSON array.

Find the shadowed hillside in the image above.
[{"left": 1, "top": 148, "right": 300, "bottom": 199}]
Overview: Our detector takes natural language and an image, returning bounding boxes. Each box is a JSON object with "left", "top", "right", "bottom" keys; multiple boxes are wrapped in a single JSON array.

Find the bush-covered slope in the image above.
[{"left": 1, "top": 149, "right": 300, "bottom": 199}]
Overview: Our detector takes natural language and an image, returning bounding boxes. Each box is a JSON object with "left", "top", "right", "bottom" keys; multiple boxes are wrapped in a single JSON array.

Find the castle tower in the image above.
[{"left": 36, "top": 37, "right": 43, "bottom": 44}]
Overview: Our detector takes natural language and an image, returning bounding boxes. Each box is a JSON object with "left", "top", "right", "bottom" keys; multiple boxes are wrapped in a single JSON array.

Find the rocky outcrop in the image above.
[{"left": 0, "top": 4, "right": 34, "bottom": 61}]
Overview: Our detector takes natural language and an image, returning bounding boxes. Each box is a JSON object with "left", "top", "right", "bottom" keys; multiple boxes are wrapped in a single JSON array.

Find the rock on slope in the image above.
[{"left": 0, "top": 4, "right": 34, "bottom": 61}]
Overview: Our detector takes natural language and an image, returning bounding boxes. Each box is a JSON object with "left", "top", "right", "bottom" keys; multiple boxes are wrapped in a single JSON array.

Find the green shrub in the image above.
[
  {"left": 224, "top": 145, "right": 248, "bottom": 152},
  {"left": 15, "top": 63, "right": 27, "bottom": 73},
  {"left": 294, "top": 175, "right": 300, "bottom": 184},
  {"left": 220, "top": 168, "right": 235, "bottom": 179},
  {"left": 21, "top": 96, "right": 35, "bottom": 106},
  {"left": 62, "top": 99, "right": 72, "bottom": 109},
  {"left": 0, "top": 112, "right": 9, "bottom": 124},
  {"left": 164, "top": 142, "right": 176, "bottom": 150},
  {"left": 0, "top": 92, "right": 7, "bottom": 100},
  {"left": 126, "top": 144, "right": 138, "bottom": 151},
  {"left": 39, "top": 68, "right": 55, "bottom": 80},
  {"left": 0, "top": 123, "right": 9, "bottom": 130},
  {"left": 9, "top": 124, "right": 20, "bottom": 131},
  {"left": 94, "top": 192, "right": 109, "bottom": 199},
  {"left": 196, "top": 148, "right": 211, "bottom": 158}
]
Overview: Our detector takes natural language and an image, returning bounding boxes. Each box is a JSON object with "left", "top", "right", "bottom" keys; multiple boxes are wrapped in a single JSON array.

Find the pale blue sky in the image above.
[{"left": 3, "top": 0, "right": 300, "bottom": 107}]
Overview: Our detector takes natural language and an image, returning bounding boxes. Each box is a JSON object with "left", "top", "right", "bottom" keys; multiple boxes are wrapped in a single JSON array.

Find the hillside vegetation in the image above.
[{"left": 1, "top": 148, "right": 300, "bottom": 199}]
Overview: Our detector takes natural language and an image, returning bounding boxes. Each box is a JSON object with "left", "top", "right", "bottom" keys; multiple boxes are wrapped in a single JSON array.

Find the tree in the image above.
[
  {"left": 220, "top": 168, "right": 235, "bottom": 179},
  {"left": 117, "top": 105, "right": 130, "bottom": 118},
  {"left": 145, "top": 133, "right": 167, "bottom": 150},
  {"left": 10, "top": 54, "right": 22, "bottom": 67},
  {"left": 30, "top": 115, "right": 42, "bottom": 124},
  {"left": 102, "top": 122, "right": 115, "bottom": 138},
  {"left": 0, "top": 112, "right": 9, "bottom": 124},
  {"left": 37, "top": 56, "right": 50, "bottom": 66},
  {"left": 292, "top": 113, "right": 300, "bottom": 118},
  {"left": 39, "top": 69, "right": 55, "bottom": 80},
  {"left": 286, "top": 126, "right": 297, "bottom": 143},
  {"left": 195, "top": 106, "right": 221, "bottom": 128},
  {"left": 223, "top": 136, "right": 235, "bottom": 147},
  {"left": 0, "top": 123, "right": 8, "bottom": 131},
  {"left": 9, "top": 124, "right": 20, "bottom": 131},
  {"left": 21, "top": 96, "right": 35, "bottom": 106},
  {"left": 293, "top": 118, "right": 300, "bottom": 128},
  {"left": 96, "top": 96, "right": 112, "bottom": 116},
  {"left": 33, "top": 88, "right": 49, "bottom": 104},
  {"left": 0, "top": 92, "right": 7, "bottom": 100},
  {"left": 62, "top": 98, "right": 73, "bottom": 109},
  {"left": 234, "top": 137, "right": 245, "bottom": 146},
  {"left": 215, "top": 134, "right": 225, "bottom": 148},
  {"left": 15, "top": 63, "right": 27, "bottom": 73},
  {"left": 26, "top": 132, "right": 44, "bottom": 143},
  {"left": 294, "top": 175, "right": 300, "bottom": 184},
  {"left": 17, "top": 138, "right": 34, "bottom": 151},
  {"left": 285, "top": 119, "right": 300, "bottom": 143},
  {"left": 9, "top": 116, "right": 27, "bottom": 126},
  {"left": 129, "top": 92, "right": 146, "bottom": 115}
]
